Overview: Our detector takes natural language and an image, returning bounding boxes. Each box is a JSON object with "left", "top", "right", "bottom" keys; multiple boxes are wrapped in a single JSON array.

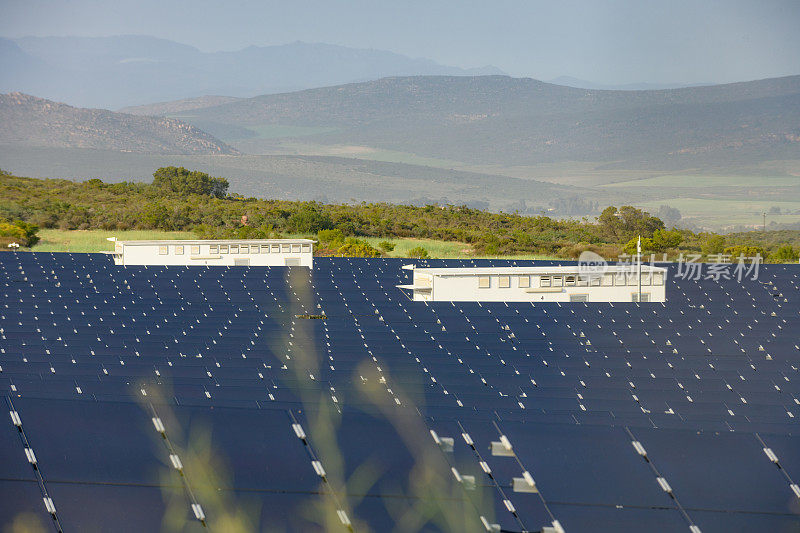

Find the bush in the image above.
[
  {"left": 0, "top": 219, "right": 40, "bottom": 247},
  {"left": 407, "top": 246, "right": 429, "bottom": 259},
  {"left": 724, "top": 245, "right": 768, "bottom": 261},
  {"left": 378, "top": 240, "right": 396, "bottom": 252},
  {"left": 336, "top": 239, "right": 382, "bottom": 257},
  {"left": 287, "top": 206, "right": 333, "bottom": 234},
  {"left": 701, "top": 235, "right": 726, "bottom": 256},
  {"left": 768, "top": 245, "right": 797, "bottom": 263}
]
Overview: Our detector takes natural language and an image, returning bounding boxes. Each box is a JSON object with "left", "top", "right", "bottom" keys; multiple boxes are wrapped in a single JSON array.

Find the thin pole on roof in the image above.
[{"left": 637, "top": 235, "right": 642, "bottom": 302}]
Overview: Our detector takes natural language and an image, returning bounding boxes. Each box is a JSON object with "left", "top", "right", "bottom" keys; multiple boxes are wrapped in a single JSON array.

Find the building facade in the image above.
[
  {"left": 400, "top": 265, "right": 667, "bottom": 302},
  {"left": 105, "top": 239, "right": 315, "bottom": 268}
]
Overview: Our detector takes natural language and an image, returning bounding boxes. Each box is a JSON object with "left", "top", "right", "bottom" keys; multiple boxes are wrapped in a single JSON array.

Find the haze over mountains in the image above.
[
  {"left": 0, "top": 35, "right": 504, "bottom": 109},
  {"left": 2, "top": 48, "right": 800, "bottom": 229},
  {"left": 163, "top": 74, "right": 800, "bottom": 168},
  {"left": 0, "top": 92, "right": 237, "bottom": 155}
]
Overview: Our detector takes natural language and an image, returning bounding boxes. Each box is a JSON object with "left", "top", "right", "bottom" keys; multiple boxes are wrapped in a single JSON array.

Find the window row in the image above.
[
  {"left": 157, "top": 243, "right": 311, "bottom": 255},
  {"left": 477, "top": 271, "right": 664, "bottom": 289}
]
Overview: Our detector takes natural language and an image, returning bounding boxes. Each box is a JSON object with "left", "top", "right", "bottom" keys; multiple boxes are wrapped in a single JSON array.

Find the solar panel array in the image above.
[{"left": 2, "top": 252, "right": 800, "bottom": 532}]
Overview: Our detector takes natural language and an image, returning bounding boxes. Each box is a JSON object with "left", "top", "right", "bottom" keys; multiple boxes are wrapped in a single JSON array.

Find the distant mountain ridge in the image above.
[
  {"left": 0, "top": 35, "right": 504, "bottom": 109},
  {"left": 176, "top": 74, "right": 800, "bottom": 168},
  {"left": 546, "top": 76, "right": 713, "bottom": 91},
  {"left": 0, "top": 93, "right": 238, "bottom": 155}
]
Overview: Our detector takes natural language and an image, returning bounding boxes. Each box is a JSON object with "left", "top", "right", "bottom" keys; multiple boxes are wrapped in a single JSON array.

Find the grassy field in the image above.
[
  {"left": 33, "top": 229, "right": 195, "bottom": 253},
  {"left": 241, "top": 125, "right": 340, "bottom": 140},
  {"left": 604, "top": 174, "right": 800, "bottom": 188},
  {"left": 635, "top": 198, "right": 800, "bottom": 229}
]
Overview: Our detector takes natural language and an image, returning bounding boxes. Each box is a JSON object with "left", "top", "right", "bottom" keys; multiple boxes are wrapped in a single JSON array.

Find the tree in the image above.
[
  {"left": 598, "top": 206, "right": 664, "bottom": 242},
  {"left": 152, "top": 167, "right": 229, "bottom": 198},
  {"left": 651, "top": 229, "right": 683, "bottom": 251},
  {"left": 287, "top": 206, "right": 333, "bottom": 233},
  {"left": 701, "top": 235, "right": 726, "bottom": 256},
  {"left": 768, "top": 245, "right": 797, "bottom": 263}
]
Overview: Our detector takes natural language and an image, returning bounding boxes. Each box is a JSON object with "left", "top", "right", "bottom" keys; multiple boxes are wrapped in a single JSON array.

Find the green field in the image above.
[
  {"left": 33, "top": 229, "right": 195, "bottom": 253},
  {"left": 635, "top": 198, "right": 800, "bottom": 228},
  {"left": 242, "top": 124, "right": 340, "bottom": 139},
  {"left": 605, "top": 174, "right": 800, "bottom": 188}
]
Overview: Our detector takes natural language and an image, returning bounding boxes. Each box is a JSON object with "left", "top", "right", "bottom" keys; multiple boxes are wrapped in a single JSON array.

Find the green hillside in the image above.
[{"left": 3, "top": 167, "right": 800, "bottom": 262}]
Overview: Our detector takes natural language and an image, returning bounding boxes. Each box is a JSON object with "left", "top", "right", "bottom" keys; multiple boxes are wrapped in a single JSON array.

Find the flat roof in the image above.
[
  {"left": 408, "top": 265, "right": 666, "bottom": 276},
  {"left": 116, "top": 239, "right": 315, "bottom": 245}
]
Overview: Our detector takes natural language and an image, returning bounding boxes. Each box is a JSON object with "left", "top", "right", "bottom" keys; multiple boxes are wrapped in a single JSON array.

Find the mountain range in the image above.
[
  {"left": 0, "top": 92, "right": 237, "bottom": 155},
  {"left": 162, "top": 74, "right": 800, "bottom": 168},
  {"left": 0, "top": 35, "right": 504, "bottom": 109}
]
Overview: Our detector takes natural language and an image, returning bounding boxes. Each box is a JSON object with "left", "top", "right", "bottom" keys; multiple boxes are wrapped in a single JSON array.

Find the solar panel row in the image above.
[{"left": 1, "top": 253, "right": 799, "bottom": 532}]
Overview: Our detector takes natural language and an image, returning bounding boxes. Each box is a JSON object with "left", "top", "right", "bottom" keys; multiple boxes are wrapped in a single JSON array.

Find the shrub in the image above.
[
  {"left": 0, "top": 219, "right": 40, "bottom": 247},
  {"left": 336, "top": 239, "right": 382, "bottom": 257},
  {"left": 407, "top": 246, "right": 429, "bottom": 259},
  {"left": 768, "top": 245, "right": 797, "bottom": 264},
  {"left": 378, "top": 240, "right": 396, "bottom": 252}
]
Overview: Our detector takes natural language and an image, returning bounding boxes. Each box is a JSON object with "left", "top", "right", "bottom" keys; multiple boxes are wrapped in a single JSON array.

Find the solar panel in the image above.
[{"left": 2, "top": 253, "right": 800, "bottom": 531}]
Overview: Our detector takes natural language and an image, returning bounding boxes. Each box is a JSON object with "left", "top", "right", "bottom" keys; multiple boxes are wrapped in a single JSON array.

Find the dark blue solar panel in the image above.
[{"left": 2, "top": 252, "right": 800, "bottom": 531}]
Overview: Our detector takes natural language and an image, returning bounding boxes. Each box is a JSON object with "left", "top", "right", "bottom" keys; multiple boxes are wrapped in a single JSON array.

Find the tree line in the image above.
[{"left": 1, "top": 167, "right": 798, "bottom": 262}]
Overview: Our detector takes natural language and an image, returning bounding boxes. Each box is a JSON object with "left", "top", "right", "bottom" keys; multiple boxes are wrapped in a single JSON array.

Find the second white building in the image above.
[{"left": 400, "top": 265, "right": 667, "bottom": 302}]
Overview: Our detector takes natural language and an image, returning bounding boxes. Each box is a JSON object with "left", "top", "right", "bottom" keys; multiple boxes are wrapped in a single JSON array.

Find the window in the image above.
[
  {"left": 175, "top": 245, "right": 184, "bottom": 255},
  {"left": 249, "top": 244, "right": 258, "bottom": 254},
  {"left": 272, "top": 244, "right": 280, "bottom": 253},
  {"left": 565, "top": 275, "right": 576, "bottom": 286},
  {"left": 302, "top": 244, "right": 311, "bottom": 253},
  {"left": 632, "top": 293, "right": 651, "bottom": 302},
  {"left": 210, "top": 245, "right": 219, "bottom": 254},
  {"left": 570, "top": 294, "right": 588, "bottom": 302},
  {"left": 540, "top": 276, "right": 551, "bottom": 287},
  {"left": 614, "top": 272, "right": 626, "bottom": 286},
  {"left": 601, "top": 274, "right": 613, "bottom": 286},
  {"left": 158, "top": 245, "right": 168, "bottom": 255},
  {"left": 262, "top": 245, "right": 270, "bottom": 253},
  {"left": 240, "top": 244, "right": 249, "bottom": 254},
  {"left": 590, "top": 275, "right": 601, "bottom": 287},
  {"left": 291, "top": 244, "right": 301, "bottom": 253},
  {"left": 641, "top": 273, "right": 651, "bottom": 286},
  {"left": 220, "top": 245, "right": 228, "bottom": 254},
  {"left": 478, "top": 276, "right": 490, "bottom": 288},
  {"left": 281, "top": 244, "right": 290, "bottom": 253},
  {"left": 653, "top": 272, "right": 664, "bottom": 286},
  {"left": 518, "top": 276, "right": 530, "bottom": 288},
  {"left": 627, "top": 274, "right": 638, "bottom": 286},
  {"left": 230, "top": 244, "right": 239, "bottom": 254},
  {"left": 191, "top": 245, "right": 200, "bottom": 255},
  {"left": 552, "top": 276, "right": 563, "bottom": 287},
  {"left": 498, "top": 276, "right": 510, "bottom": 288},
  {"left": 577, "top": 275, "right": 589, "bottom": 287}
]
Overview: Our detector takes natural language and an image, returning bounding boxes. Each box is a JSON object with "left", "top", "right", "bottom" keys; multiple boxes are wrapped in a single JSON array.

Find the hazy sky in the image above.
[{"left": 2, "top": 0, "right": 799, "bottom": 84}]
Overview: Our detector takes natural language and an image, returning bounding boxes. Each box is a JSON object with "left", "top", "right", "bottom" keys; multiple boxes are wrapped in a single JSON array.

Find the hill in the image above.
[
  {"left": 119, "top": 95, "right": 243, "bottom": 116},
  {"left": 1, "top": 36, "right": 504, "bottom": 109},
  {"left": 179, "top": 74, "right": 800, "bottom": 168},
  {"left": 0, "top": 93, "right": 238, "bottom": 155}
]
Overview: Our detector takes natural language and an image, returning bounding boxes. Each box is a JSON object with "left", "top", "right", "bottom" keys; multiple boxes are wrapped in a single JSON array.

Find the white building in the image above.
[
  {"left": 399, "top": 264, "right": 667, "bottom": 302},
  {"left": 105, "top": 239, "right": 315, "bottom": 268}
]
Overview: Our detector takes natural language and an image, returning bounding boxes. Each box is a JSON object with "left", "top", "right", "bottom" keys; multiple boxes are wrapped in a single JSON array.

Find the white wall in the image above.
[
  {"left": 112, "top": 240, "right": 314, "bottom": 268},
  {"left": 412, "top": 270, "right": 666, "bottom": 302}
]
